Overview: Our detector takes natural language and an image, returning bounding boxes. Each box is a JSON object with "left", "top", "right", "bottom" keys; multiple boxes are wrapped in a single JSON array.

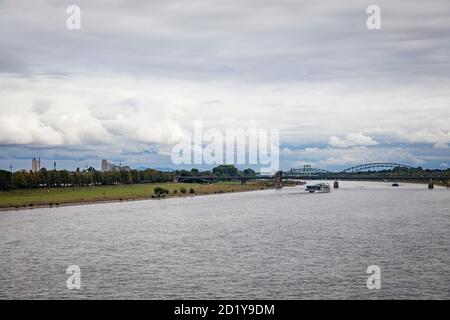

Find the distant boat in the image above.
[
  {"left": 392, "top": 183, "right": 399, "bottom": 187},
  {"left": 306, "top": 183, "right": 331, "bottom": 193}
]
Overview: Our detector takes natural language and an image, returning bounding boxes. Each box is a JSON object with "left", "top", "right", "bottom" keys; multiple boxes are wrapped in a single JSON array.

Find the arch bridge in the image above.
[
  {"left": 174, "top": 163, "right": 446, "bottom": 184},
  {"left": 287, "top": 162, "right": 415, "bottom": 175},
  {"left": 340, "top": 163, "right": 415, "bottom": 173}
]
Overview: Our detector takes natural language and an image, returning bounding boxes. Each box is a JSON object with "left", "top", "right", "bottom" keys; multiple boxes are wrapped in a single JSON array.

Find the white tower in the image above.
[{"left": 32, "top": 158, "right": 41, "bottom": 173}]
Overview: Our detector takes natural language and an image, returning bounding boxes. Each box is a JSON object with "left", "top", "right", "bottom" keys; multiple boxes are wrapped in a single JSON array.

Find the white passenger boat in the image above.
[{"left": 305, "top": 182, "right": 331, "bottom": 193}]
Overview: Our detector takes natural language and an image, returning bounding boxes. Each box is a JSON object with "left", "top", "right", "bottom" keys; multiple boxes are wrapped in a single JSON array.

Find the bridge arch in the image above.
[{"left": 340, "top": 162, "right": 415, "bottom": 173}]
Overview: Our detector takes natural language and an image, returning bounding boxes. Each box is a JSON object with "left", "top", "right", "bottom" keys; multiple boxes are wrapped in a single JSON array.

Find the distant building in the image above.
[
  {"left": 303, "top": 164, "right": 313, "bottom": 177},
  {"left": 101, "top": 159, "right": 130, "bottom": 172},
  {"left": 32, "top": 158, "right": 41, "bottom": 173},
  {"left": 101, "top": 159, "right": 111, "bottom": 172}
]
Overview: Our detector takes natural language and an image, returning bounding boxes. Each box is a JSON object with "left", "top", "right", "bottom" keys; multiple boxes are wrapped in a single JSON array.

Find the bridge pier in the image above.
[
  {"left": 274, "top": 171, "right": 283, "bottom": 189},
  {"left": 333, "top": 180, "right": 339, "bottom": 189}
]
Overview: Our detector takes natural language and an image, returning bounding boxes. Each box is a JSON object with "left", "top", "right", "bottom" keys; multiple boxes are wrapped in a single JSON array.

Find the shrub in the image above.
[
  {"left": 154, "top": 187, "right": 169, "bottom": 197},
  {"left": 180, "top": 187, "right": 187, "bottom": 194},
  {"left": 173, "top": 189, "right": 178, "bottom": 194},
  {"left": 189, "top": 187, "right": 195, "bottom": 194}
]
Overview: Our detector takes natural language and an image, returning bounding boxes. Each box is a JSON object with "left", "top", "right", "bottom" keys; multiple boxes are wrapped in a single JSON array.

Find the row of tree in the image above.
[
  {"left": 0, "top": 165, "right": 257, "bottom": 190},
  {"left": 0, "top": 167, "right": 173, "bottom": 190},
  {"left": 174, "top": 165, "right": 256, "bottom": 177}
]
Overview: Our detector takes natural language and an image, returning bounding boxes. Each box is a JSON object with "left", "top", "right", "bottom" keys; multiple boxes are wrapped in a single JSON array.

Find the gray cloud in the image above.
[
  {"left": 0, "top": 0, "right": 450, "bottom": 170},
  {"left": 1, "top": 0, "right": 449, "bottom": 81}
]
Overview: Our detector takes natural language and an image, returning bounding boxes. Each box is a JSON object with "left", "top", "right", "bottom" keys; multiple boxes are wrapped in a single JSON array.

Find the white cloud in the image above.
[
  {"left": 283, "top": 146, "right": 425, "bottom": 169},
  {"left": 0, "top": 74, "right": 449, "bottom": 169},
  {"left": 328, "top": 132, "right": 378, "bottom": 148},
  {"left": 0, "top": 113, "right": 63, "bottom": 145},
  {"left": 432, "top": 142, "right": 450, "bottom": 149}
]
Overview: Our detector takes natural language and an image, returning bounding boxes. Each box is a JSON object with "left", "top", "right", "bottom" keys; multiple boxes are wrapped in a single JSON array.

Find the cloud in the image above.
[
  {"left": 0, "top": 114, "right": 63, "bottom": 145},
  {"left": 328, "top": 132, "right": 378, "bottom": 148},
  {"left": 1, "top": 0, "right": 450, "bottom": 82},
  {"left": 1, "top": 74, "right": 450, "bottom": 170},
  {"left": 432, "top": 142, "right": 450, "bottom": 149},
  {"left": 282, "top": 145, "right": 426, "bottom": 170},
  {"left": 1, "top": 0, "right": 450, "bottom": 170}
]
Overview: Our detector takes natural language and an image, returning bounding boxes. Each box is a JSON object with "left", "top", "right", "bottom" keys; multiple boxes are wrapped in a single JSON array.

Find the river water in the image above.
[{"left": 1, "top": 181, "right": 449, "bottom": 299}]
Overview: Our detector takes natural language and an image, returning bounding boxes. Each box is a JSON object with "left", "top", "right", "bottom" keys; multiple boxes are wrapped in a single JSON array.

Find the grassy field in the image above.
[{"left": 0, "top": 181, "right": 271, "bottom": 209}]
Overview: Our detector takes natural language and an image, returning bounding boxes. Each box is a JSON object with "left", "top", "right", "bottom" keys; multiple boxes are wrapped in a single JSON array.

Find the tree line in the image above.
[
  {"left": 0, "top": 165, "right": 257, "bottom": 191},
  {"left": 0, "top": 167, "right": 173, "bottom": 191},
  {"left": 174, "top": 165, "right": 256, "bottom": 177}
]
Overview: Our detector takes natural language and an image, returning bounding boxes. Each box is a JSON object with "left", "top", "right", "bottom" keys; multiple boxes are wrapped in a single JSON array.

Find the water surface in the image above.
[{"left": 1, "top": 181, "right": 449, "bottom": 299}]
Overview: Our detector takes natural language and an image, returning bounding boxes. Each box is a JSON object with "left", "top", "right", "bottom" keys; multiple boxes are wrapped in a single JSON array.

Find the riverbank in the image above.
[{"left": 0, "top": 181, "right": 274, "bottom": 211}]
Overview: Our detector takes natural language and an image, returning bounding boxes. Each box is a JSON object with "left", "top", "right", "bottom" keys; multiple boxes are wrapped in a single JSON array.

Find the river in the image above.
[{"left": 0, "top": 181, "right": 449, "bottom": 299}]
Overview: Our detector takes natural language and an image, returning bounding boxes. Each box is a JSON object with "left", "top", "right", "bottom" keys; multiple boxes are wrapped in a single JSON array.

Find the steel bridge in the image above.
[
  {"left": 282, "top": 162, "right": 448, "bottom": 182},
  {"left": 287, "top": 167, "right": 330, "bottom": 176},
  {"left": 340, "top": 162, "right": 415, "bottom": 173},
  {"left": 286, "top": 162, "right": 416, "bottom": 176},
  {"left": 174, "top": 163, "right": 448, "bottom": 184}
]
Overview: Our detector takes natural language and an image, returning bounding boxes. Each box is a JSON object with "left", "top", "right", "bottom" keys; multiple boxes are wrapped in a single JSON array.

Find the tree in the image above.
[
  {"left": 60, "top": 170, "right": 71, "bottom": 186},
  {"left": 12, "top": 171, "right": 27, "bottom": 189},
  {"left": 0, "top": 170, "right": 12, "bottom": 190},
  {"left": 0, "top": 167, "right": 173, "bottom": 190},
  {"left": 175, "top": 170, "right": 191, "bottom": 177},
  {"left": 242, "top": 168, "right": 256, "bottom": 177},
  {"left": 154, "top": 187, "right": 169, "bottom": 197},
  {"left": 212, "top": 165, "right": 239, "bottom": 176},
  {"left": 38, "top": 168, "right": 49, "bottom": 186}
]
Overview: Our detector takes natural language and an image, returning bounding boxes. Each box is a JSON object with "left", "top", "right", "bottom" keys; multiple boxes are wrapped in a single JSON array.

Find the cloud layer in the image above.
[{"left": 0, "top": 0, "right": 450, "bottom": 170}]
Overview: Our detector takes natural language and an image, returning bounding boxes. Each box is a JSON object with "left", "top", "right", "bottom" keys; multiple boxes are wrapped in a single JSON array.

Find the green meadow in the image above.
[{"left": 0, "top": 181, "right": 270, "bottom": 209}]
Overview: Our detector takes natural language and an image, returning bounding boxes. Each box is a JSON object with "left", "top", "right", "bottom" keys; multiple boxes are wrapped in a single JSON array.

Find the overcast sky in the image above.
[{"left": 1, "top": 0, "right": 450, "bottom": 171}]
